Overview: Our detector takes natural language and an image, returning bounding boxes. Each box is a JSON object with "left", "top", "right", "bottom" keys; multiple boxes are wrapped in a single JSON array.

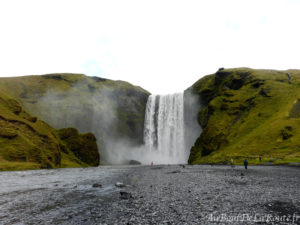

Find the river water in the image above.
[
  {"left": 1, "top": 165, "right": 300, "bottom": 225},
  {"left": 0, "top": 166, "right": 132, "bottom": 224}
]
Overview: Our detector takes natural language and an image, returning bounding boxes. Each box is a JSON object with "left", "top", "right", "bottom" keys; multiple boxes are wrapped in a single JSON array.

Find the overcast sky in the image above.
[{"left": 0, "top": 0, "right": 299, "bottom": 94}]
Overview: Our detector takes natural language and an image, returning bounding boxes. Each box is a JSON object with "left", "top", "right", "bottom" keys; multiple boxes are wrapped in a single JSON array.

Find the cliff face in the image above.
[
  {"left": 58, "top": 128, "right": 99, "bottom": 166},
  {"left": 187, "top": 68, "right": 300, "bottom": 165},
  {"left": 5, "top": 69, "right": 299, "bottom": 167},
  {"left": 0, "top": 92, "right": 99, "bottom": 171},
  {"left": 0, "top": 74, "right": 150, "bottom": 164}
]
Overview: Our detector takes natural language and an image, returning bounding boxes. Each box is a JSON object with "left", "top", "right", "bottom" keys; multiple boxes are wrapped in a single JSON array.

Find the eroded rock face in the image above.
[{"left": 186, "top": 68, "right": 300, "bottom": 165}]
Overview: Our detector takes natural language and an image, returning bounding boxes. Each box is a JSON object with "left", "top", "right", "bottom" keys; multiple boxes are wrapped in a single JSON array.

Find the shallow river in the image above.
[{"left": 0, "top": 165, "right": 300, "bottom": 224}]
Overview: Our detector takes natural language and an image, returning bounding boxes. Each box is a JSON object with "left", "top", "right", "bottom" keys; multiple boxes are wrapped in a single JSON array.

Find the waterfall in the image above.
[{"left": 143, "top": 93, "right": 186, "bottom": 164}]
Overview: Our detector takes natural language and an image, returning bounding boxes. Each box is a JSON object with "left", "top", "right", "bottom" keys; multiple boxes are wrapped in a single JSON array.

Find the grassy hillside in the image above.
[
  {"left": 0, "top": 74, "right": 150, "bottom": 164},
  {"left": 0, "top": 91, "right": 99, "bottom": 171},
  {"left": 187, "top": 68, "right": 300, "bottom": 165}
]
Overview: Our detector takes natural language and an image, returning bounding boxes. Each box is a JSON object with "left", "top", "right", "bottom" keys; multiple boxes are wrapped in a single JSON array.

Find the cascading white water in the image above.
[{"left": 143, "top": 93, "right": 186, "bottom": 164}]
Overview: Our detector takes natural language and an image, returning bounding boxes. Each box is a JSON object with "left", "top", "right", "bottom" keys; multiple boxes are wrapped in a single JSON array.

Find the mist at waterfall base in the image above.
[
  {"left": 36, "top": 80, "right": 200, "bottom": 165},
  {"left": 105, "top": 92, "right": 202, "bottom": 165}
]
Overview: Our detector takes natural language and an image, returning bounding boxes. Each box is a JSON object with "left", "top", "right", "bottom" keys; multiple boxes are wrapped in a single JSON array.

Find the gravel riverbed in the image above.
[{"left": 0, "top": 165, "right": 299, "bottom": 224}]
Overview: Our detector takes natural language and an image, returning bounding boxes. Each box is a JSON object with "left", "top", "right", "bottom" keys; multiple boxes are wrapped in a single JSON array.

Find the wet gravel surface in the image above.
[{"left": 0, "top": 165, "right": 300, "bottom": 224}]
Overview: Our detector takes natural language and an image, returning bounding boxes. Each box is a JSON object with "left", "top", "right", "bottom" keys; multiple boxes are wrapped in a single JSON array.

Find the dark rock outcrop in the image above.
[{"left": 58, "top": 128, "right": 100, "bottom": 166}]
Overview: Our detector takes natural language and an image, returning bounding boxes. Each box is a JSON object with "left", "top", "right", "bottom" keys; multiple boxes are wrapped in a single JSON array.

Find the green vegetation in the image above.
[
  {"left": 186, "top": 68, "right": 300, "bottom": 165},
  {"left": 0, "top": 91, "right": 99, "bottom": 171},
  {"left": 0, "top": 73, "right": 150, "bottom": 163},
  {"left": 4, "top": 68, "right": 299, "bottom": 168},
  {"left": 58, "top": 128, "right": 99, "bottom": 166}
]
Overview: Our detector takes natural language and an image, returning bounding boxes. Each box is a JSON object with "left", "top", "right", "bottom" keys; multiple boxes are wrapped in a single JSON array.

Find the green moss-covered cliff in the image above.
[
  {"left": 58, "top": 127, "right": 99, "bottom": 166},
  {"left": 0, "top": 74, "right": 150, "bottom": 163},
  {"left": 187, "top": 68, "right": 300, "bottom": 165},
  {"left": 0, "top": 91, "right": 99, "bottom": 171}
]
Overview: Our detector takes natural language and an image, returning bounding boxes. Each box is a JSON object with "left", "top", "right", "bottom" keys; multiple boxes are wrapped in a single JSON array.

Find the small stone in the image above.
[
  {"left": 115, "top": 182, "right": 126, "bottom": 188},
  {"left": 120, "top": 191, "right": 133, "bottom": 200},
  {"left": 92, "top": 183, "right": 102, "bottom": 188},
  {"left": 128, "top": 160, "right": 142, "bottom": 165}
]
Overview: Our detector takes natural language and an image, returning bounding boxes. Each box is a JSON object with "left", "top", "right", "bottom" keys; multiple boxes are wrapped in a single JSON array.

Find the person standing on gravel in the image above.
[{"left": 244, "top": 159, "right": 248, "bottom": 170}]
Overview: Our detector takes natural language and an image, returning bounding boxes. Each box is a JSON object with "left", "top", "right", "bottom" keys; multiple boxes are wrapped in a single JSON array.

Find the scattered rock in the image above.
[
  {"left": 128, "top": 160, "right": 142, "bottom": 165},
  {"left": 167, "top": 170, "right": 181, "bottom": 174},
  {"left": 259, "top": 88, "right": 271, "bottom": 97},
  {"left": 285, "top": 126, "right": 292, "bottom": 131},
  {"left": 280, "top": 128, "right": 293, "bottom": 140},
  {"left": 2, "top": 165, "right": 300, "bottom": 224},
  {"left": 92, "top": 183, "right": 102, "bottom": 188},
  {"left": 252, "top": 82, "right": 263, "bottom": 88},
  {"left": 120, "top": 191, "right": 133, "bottom": 200},
  {"left": 265, "top": 201, "right": 300, "bottom": 216},
  {"left": 115, "top": 182, "right": 126, "bottom": 188},
  {"left": 241, "top": 172, "right": 244, "bottom": 176}
]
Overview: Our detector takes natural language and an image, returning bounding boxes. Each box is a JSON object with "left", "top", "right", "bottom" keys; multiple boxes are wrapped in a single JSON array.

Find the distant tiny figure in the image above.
[
  {"left": 259, "top": 155, "right": 262, "bottom": 162},
  {"left": 244, "top": 159, "right": 248, "bottom": 170},
  {"left": 151, "top": 162, "right": 153, "bottom": 166},
  {"left": 230, "top": 158, "right": 234, "bottom": 168}
]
